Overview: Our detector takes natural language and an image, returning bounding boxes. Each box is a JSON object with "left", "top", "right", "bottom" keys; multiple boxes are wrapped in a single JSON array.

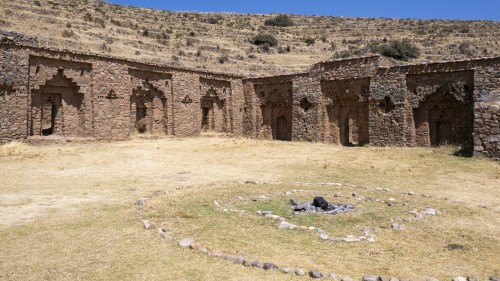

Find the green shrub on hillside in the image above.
[
  {"left": 252, "top": 34, "right": 278, "bottom": 47},
  {"left": 264, "top": 14, "right": 294, "bottom": 27},
  {"left": 371, "top": 39, "right": 420, "bottom": 61}
]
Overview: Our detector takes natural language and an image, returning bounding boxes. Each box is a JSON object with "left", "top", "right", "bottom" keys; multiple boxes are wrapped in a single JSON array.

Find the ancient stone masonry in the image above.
[{"left": 1, "top": 34, "right": 499, "bottom": 159}]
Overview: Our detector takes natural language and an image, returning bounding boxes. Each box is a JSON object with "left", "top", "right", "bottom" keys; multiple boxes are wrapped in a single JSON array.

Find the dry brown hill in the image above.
[{"left": 1, "top": 0, "right": 499, "bottom": 76}]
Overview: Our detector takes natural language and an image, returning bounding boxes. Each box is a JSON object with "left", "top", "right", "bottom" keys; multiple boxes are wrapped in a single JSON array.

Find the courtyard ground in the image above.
[{"left": 0, "top": 137, "right": 498, "bottom": 280}]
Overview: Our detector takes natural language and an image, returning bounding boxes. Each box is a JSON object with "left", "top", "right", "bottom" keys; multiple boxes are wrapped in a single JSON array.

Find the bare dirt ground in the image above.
[{"left": 0, "top": 137, "right": 498, "bottom": 280}]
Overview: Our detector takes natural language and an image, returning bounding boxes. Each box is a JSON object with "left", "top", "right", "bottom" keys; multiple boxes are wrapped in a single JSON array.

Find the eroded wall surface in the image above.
[{"left": 1, "top": 39, "right": 499, "bottom": 159}]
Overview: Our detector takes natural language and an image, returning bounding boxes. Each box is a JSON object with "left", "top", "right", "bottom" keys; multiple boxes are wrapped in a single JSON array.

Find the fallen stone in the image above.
[
  {"left": 235, "top": 256, "right": 245, "bottom": 264},
  {"left": 453, "top": 277, "right": 467, "bottom": 281},
  {"left": 213, "top": 200, "right": 220, "bottom": 207},
  {"left": 190, "top": 242, "right": 201, "bottom": 251},
  {"left": 424, "top": 208, "right": 437, "bottom": 215},
  {"left": 243, "top": 259, "right": 252, "bottom": 267},
  {"left": 334, "top": 192, "right": 342, "bottom": 197},
  {"left": 224, "top": 255, "right": 238, "bottom": 263},
  {"left": 296, "top": 268, "right": 305, "bottom": 276},
  {"left": 391, "top": 223, "right": 406, "bottom": 231},
  {"left": 310, "top": 269, "right": 324, "bottom": 278},
  {"left": 278, "top": 221, "right": 291, "bottom": 229},
  {"left": 342, "top": 275, "right": 354, "bottom": 281},
  {"left": 279, "top": 267, "right": 291, "bottom": 274},
  {"left": 404, "top": 191, "right": 415, "bottom": 195},
  {"left": 367, "top": 237, "right": 376, "bottom": 242},
  {"left": 489, "top": 277, "right": 499, "bottom": 281},
  {"left": 363, "top": 275, "right": 377, "bottom": 281},
  {"left": 343, "top": 235, "right": 361, "bottom": 242},
  {"left": 330, "top": 273, "right": 339, "bottom": 281},
  {"left": 389, "top": 277, "right": 399, "bottom": 281},
  {"left": 309, "top": 226, "right": 316, "bottom": 230},
  {"left": 261, "top": 210, "right": 273, "bottom": 215},
  {"left": 426, "top": 278, "right": 439, "bottom": 281},
  {"left": 388, "top": 198, "right": 396, "bottom": 202},
  {"left": 178, "top": 238, "right": 194, "bottom": 248},
  {"left": 141, "top": 220, "right": 154, "bottom": 229},
  {"left": 378, "top": 277, "right": 390, "bottom": 281},
  {"left": 251, "top": 260, "right": 261, "bottom": 268},
  {"left": 319, "top": 233, "right": 329, "bottom": 240},
  {"left": 262, "top": 262, "right": 278, "bottom": 271},
  {"left": 136, "top": 198, "right": 147, "bottom": 206}
]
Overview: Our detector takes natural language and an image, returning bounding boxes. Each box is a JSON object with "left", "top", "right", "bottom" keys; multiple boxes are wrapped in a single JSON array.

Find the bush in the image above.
[
  {"left": 83, "top": 12, "right": 92, "bottom": 22},
  {"left": 252, "top": 34, "right": 278, "bottom": 47},
  {"left": 375, "top": 39, "right": 420, "bottom": 61},
  {"left": 218, "top": 54, "right": 229, "bottom": 64},
  {"left": 62, "top": 30, "right": 75, "bottom": 38},
  {"left": 206, "top": 16, "right": 222, "bottom": 25},
  {"left": 304, "top": 37, "right": 316, "bottom": 46},
  {"left": 264, "top": 14, "right": 294, "bottom": 27}
]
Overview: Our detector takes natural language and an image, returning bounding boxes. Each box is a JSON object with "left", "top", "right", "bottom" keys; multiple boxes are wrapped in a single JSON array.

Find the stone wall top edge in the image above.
[
  {"left": 0, "top": 42, "right": 245, "bottom": 79},
  {"left": 381, "top": 56, "right": 500, "bottom": 74},
  {"left": 312, "top": 55, "right": 381, "bottom": 69}
]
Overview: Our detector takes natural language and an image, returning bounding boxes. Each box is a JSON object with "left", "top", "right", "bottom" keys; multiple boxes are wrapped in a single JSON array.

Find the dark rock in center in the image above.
[{"left": 313, "top": 196, "right": 329, "bottom": 210}]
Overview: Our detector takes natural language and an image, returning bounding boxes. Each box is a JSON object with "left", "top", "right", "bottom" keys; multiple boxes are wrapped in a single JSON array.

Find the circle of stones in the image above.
[{"left": 135, "top": 181, "right": 497, "bottom": 281}]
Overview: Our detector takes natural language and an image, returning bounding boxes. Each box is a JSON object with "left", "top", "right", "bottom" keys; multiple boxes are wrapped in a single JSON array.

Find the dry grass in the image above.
[
  {"left": 0, "top": 137, "right": 499, "bottom": 280},
  {"left": 1, "top": 0, "right": 499, "bottom": 76}
]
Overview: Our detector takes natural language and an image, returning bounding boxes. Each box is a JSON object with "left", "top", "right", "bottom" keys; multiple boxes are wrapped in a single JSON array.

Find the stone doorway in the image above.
[
  {"left": 31, "top": 70, "right": 84, "bottom": 137},
  {"left": 200, "top": 88, "right": 227, "bottom": 133},
  {"left": 322, "top": 78, "right": 370, "bottom": 146},
  {"left": 413, "top": 90, "right": 472, "bottom": 147},
  {"left": 41, "top": 95, "right": 60, "bottom": 136},
  {"left": 275, "top": 115, "right": 288, "bottom": 141},
  {"left": 131, "top": 84, "right": 167, "bottom": 135}
]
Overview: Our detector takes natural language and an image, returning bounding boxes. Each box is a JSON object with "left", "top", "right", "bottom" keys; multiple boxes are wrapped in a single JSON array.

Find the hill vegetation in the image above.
[{"left": 1, "top": 0, "right": 499, "bottom": 76}]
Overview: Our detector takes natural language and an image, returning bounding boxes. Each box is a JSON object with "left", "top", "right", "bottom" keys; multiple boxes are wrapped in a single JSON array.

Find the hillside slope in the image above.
[{"left": 1, "top": 0, "right": 499, "bottom": 76}]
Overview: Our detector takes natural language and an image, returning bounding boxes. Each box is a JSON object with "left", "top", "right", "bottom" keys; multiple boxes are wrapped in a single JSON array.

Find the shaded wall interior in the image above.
[
  {"left": 130, "top": 82, "right": 167, "bottom": 135},
  {"left": 199, "top": 78, "right": 231, "bottom": 133},
  {"left": 254, "top": 82, "right": 293, "bottom": 141},
  {"left": 407, "top": 71, "right": 474, "bottom": 147},
  {"left": 321, "top": 78, "right": 370, "bottom": 146},
  {"left": 30, "top": 69, "right": 84, "bottom": 137}
]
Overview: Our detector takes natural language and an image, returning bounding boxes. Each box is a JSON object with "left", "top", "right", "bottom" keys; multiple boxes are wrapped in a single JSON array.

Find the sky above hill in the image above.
[{"left": 107, "top": 0, "right": 500, "bottom": 21}]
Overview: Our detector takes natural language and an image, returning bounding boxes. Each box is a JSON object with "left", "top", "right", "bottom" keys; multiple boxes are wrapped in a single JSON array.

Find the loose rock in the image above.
[
  {"left": 279, "top": 267, "right": 291, "bottom": 274},
  {"left": 363, "top": 276, "right": 377, "bottom": 281},
  {"left": 178, "top": 238, "right": 194, "bottom": 248},
  {"left": 310, "top": 269, "right": 324, "bottom": 278},
  {"left": 330, "top": 273, "right": 339, "bottom": 281},
  {"left": 251, "top": 261, "right": 261, "bottom": 268},
  {"left": 424, "top": 208, "right": 437, "bottom": 216},
  {"left": 343, "top": 235, "right": 361, "bottom": 242},
  {"left": 262, "top": 262, "right": 278, "bottom": 271},
  {"left": 453, "top": 277, "right": 467, "bottom": 281},
  {"left": 342, "top": 276, "right": 354, "bottom": 281},
  {"left": 295, "top": 268, "right": 305, "bottom": 276}
]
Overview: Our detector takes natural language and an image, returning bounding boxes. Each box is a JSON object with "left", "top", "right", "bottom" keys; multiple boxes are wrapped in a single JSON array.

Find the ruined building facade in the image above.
[{"left": 1, "top": 38, "right": 499, "bottom": 159}]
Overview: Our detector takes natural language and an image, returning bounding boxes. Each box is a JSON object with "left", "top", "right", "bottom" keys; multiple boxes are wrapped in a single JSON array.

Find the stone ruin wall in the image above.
[
  {"left": 0, "top": 43, "right": 244, "bottom": 142},
  {"left": 473, "top": 63, "right": 500, "bottom": 159},
  {"left": 1, "top": 38, "right": 499, "bottom": 159}
]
